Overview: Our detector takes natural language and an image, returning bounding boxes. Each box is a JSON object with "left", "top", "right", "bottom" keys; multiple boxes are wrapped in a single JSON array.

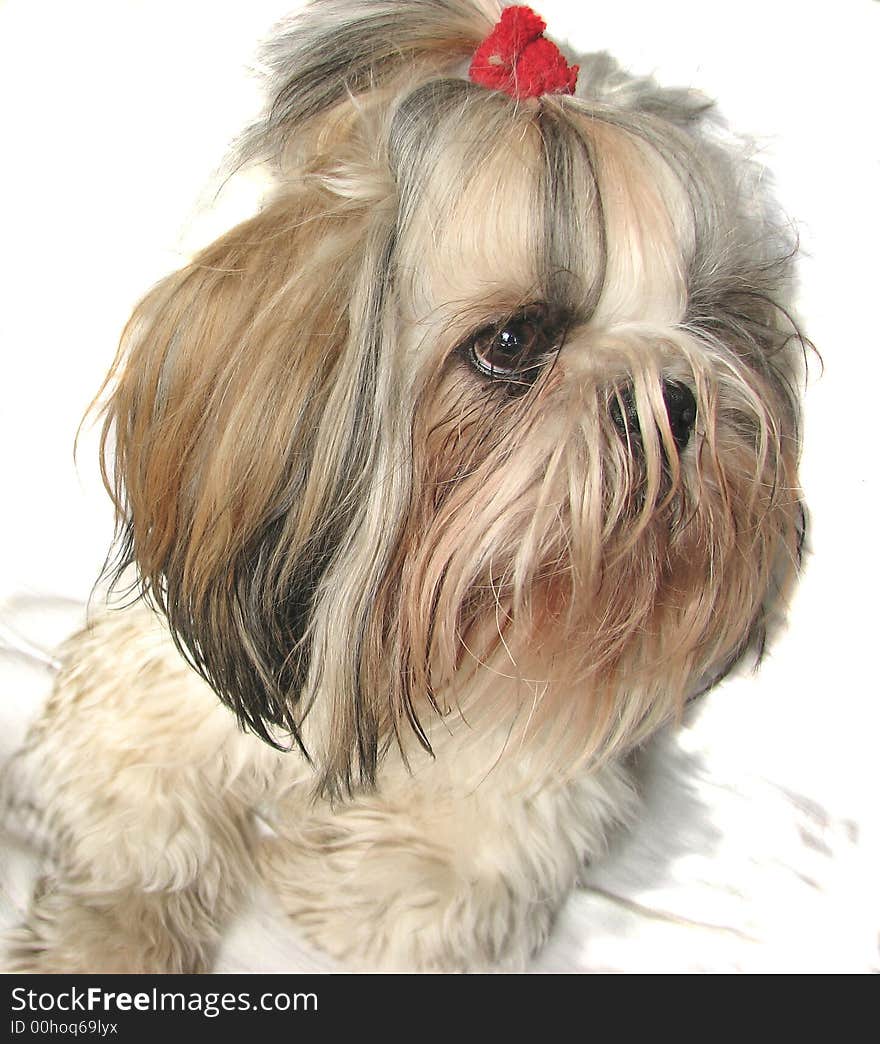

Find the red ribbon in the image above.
[{"left": 469, "top": 5, "right": 579, "bottom": 100}]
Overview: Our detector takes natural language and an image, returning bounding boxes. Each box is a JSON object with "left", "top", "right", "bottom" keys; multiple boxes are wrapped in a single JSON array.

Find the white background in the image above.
[{"left": 1, "top": 1, "right": 878, "bottom": 971}]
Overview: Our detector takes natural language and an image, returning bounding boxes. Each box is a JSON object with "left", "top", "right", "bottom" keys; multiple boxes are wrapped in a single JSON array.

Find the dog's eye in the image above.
[{"left": 463, "top": 308, "right": 559, "bottom": 388}]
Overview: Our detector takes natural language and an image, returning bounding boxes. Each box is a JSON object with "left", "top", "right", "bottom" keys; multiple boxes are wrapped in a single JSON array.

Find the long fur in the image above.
[{"left": 3, "top": 0, "right": 805, "bottom": 973}]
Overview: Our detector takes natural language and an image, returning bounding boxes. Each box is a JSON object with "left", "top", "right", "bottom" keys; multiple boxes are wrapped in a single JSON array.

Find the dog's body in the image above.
[
  {"left": 8, "top": 601, "right": 634, "bottom": 971},
  {"left": 4, "top": 0, "right": 805, "bottom": 972}
]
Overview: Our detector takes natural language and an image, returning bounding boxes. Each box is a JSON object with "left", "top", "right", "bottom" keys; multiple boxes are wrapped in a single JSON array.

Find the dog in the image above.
[{"left": 3, "top": 0, "right": 805, "bottom": 972}]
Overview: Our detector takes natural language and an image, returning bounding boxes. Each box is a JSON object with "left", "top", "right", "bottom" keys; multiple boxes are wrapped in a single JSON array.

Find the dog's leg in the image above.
[
  {"left": 261, "top": 751, "right": 637, "bottom": 972},
  {"left": 3, "top": 603, "right": 283, "bottom": 973}
]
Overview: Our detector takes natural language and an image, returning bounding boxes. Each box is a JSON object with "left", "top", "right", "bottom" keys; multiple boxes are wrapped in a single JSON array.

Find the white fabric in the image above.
[{"left": 1, "top": 0, "right": 878, "bottom": 973}]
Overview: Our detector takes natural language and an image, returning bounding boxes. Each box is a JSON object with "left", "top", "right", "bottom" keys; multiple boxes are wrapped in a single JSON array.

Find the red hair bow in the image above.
[{"left": 469, "top": 5, "right": 579, "bottom": 100}]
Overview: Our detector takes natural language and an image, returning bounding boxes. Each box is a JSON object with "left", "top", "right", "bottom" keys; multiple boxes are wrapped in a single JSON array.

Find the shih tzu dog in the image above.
[{"left": 4, "top": 0, "right": 805, "bottom": 972}]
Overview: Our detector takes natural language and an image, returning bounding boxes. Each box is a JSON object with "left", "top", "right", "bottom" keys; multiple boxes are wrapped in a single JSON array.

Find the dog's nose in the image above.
[
  {"left": 662, "top": 381, "right": 697, "bottom": 450},
  {"left": 610, "top": 381, "right": 697, "bottom": 451}
]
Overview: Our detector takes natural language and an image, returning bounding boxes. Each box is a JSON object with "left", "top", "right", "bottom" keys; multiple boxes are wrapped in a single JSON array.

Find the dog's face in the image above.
[{"left": 100, "top": 1, "right": 803, "bottom": 794}]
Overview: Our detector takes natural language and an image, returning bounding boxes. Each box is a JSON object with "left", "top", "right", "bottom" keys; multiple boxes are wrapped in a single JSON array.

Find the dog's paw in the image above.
[
  {"left": 6, "top": 880, "right": 214, "bottom": 973},
  {"left": 260, "top": 826, "right": 557, "bottom": 972}
]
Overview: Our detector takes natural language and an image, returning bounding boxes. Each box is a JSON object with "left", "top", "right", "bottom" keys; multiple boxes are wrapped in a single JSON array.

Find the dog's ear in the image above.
[{"left": 101, "top": 182, "right": 407, "bottom": 794}]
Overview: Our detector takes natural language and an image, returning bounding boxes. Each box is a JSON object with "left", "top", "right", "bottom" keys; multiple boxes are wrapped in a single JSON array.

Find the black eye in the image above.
[{"left": 463, "top": 306, "right": 561, "bottom": 390}]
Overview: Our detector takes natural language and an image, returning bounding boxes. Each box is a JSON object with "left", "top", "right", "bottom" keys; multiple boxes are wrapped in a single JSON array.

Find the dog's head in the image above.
[{"left": 100, "top": 0, "right": 805, "bottom": 794}]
